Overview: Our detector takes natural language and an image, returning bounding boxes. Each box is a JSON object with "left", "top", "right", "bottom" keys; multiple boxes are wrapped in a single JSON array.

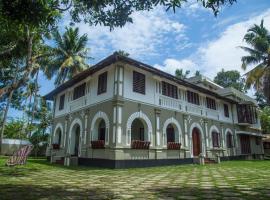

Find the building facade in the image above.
[{"left": 45, "top": 53, "right": 264, "bottom": 168}]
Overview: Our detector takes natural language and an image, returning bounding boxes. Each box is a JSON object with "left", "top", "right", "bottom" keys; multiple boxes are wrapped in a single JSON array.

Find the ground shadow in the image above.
[
  {"left": 148, "top": 186, "right": 268, "bottom": 200},
  {"left": 0, "top": 184, "right": 116, "bottom": 200}
]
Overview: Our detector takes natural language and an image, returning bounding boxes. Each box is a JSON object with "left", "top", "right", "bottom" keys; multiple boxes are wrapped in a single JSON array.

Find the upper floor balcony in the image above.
[
  {"left": 157, "top": 94, "right": 232, "bottom": 123},
  {"left": 236, "top": 103, "right": 258, "bottom": 126}
]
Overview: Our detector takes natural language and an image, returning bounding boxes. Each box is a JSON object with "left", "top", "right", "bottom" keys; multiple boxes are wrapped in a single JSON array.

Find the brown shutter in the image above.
[
  {"left": 98, "top": 72, "right": 107, "bottom": 95},
  {"left": 133, "top": 71, "right": 145, "bottom": 94}
]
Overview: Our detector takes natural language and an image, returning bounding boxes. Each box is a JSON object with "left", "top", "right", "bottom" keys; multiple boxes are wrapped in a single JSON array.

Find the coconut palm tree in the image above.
[
  {"left": 240, "top": 19, "right": 270, "bottom": 104},
  {"left": 49, "top": 27, "right": 90, "bottom": 86}
]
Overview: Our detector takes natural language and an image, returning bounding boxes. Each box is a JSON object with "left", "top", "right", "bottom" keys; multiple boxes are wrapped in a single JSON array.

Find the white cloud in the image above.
[
  {"left": 156, "top": 9, "right": 270, "bottom": 80},
  {"left": 197, "top": 9, "right": 270, "bottom": 78},
  {"left": 154, "top": 58, "right": 197, "bottom": 75},
  {"left": 64, "top": 7, "right": 187, "bottom": 59},
  {"left": 181, "top": 0, "right": 211, "bottom": 17}
]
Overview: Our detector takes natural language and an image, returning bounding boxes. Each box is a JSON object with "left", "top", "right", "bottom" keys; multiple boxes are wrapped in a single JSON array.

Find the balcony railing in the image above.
[
  {"left": 69, "top": 96, "right": 87, "bottom": 112},
  {"left": 131, "top": 140, "right": 150, "bottom": 149},
  {"left": 206, "top": 109, "right": 219, "bottom": 120},
  {"left": 237, "top": 104, "right": 257, "bottom": 125},
  {"left": 159, "top": 95, "right": 183, "bottom": 111},
  {"left": 91, "top": 140, "right": 105, "bottom": 149},
  {"left": 157, "top": 95, "right": 232, "bottom": 122},
  {"left": 167, "top": 142, "right": 181, "bottom": 150},
  {"left": 185, "top": 103, "right": 203, "bottom": 116}
]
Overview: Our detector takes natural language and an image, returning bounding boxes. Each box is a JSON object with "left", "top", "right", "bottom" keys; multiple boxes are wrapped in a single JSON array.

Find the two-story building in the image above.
[{"left": 45, "top": 52, "right": 264, "bottom": 168}]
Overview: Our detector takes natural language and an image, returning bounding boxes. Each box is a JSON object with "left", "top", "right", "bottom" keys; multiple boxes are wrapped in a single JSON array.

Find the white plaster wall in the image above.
[
  {"left": 87, "top": 66, "right": 115, "bottom": 105},
  {"left": 54, "top": 65, "right": 115, "bottom": 117},
  {"left": 123, "top": 65, "right": 156, "bottom": 105}
]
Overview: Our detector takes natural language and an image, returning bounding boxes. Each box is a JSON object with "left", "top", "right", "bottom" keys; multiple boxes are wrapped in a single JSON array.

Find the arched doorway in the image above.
[
  {"left": 98, "top": 119, "right": 106, "bottom": 141},
  {"left": 70, "top": 124, "right": 81, "bottom": 156},
  {"left": 192, "top": 128, "right": 201, "bottom": 156},
  {"left": 54, "top": 128, "right": 62, "bottom": 145},
  {"left": 131, "top": 118, "right": 147, "bottom": 141},
  {"left": 90, "top": 111, "right": 110, "bottom": 145},
  {"left": 74, "top": 126, "right": 80, "bottom": 156},
  {"left": 166, "top": 124, "right": 175, "bottom": 143}
]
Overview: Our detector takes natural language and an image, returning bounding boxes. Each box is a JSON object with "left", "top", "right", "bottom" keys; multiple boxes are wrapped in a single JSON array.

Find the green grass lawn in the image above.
[{"left": 0, "top": 157, "right": 270, "bottom": 200}]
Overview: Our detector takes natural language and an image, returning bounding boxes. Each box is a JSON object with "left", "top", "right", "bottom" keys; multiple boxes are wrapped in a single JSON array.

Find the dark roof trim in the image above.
[{"left": 44, "top": 52, "right": 237, "bottom": 103}]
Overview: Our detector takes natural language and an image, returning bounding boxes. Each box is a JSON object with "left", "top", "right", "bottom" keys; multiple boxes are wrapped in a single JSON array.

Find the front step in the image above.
[
  {"left": 55, "top": 157, "right": 64, "bottom": 165},
  {"left": 264, "top": 155, "right": 270, "bottom": 160},
  {"left": 205, "top": 158, "right": 217, "bottom": 164}
]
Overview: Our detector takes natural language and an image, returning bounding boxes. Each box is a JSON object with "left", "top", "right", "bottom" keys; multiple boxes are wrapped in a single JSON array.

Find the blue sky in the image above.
[{"left": 9, "top": 0, "right": 270, "bottom": 118}]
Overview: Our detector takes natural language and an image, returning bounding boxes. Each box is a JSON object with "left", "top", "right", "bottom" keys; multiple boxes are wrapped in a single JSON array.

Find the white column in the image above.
[
  {"left": 156, "top": 116, "right": 160, "bottom": 146},
  {"left": 205, "top": 122, "right": 209, "bottom": 148},
  {"left": 117, "top": 106, "right": 122, "bottom": 144},
  {"left": 221, "top": 125, "right": 225, "bottom": 147},
  {"left": 84, "top": 114, "right": 88, "bottom": 145},
  {"left": 63, "top": 120, "right": 67, "bottom": 148},
  {"left": 184, "top": 118, "right": 188, "bottom": 147}
]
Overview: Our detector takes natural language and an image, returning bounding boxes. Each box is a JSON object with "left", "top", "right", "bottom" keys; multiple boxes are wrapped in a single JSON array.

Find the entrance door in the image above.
[
  {"left": 74, "top": 126, "right": 80, "bottom": 156},
  {"left": 240, "top": 135, "right": 251, "bottom": 154},
  {"left": 99, "top": 128, "right": 105, "bottom": 141},
  {"left": 166, "top": 125, "right": 175, "bottom": 143},
  {"left": 192, "top": 128, "right": 201, "bottom": 156}
]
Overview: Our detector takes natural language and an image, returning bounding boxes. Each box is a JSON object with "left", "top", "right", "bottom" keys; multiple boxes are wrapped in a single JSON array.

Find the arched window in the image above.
[
  {"left": 54, "top": 128, "right": 62, "bottom": 145},
  {"left": 212, "top": 131, "right": 220, "bottom": 148},
  {"left": 58, "top": 132, "right": 61, "bottom": 145},
  {"left": 227, "top": 132, "right": 233, "bottom": 148},
  {"left": 166, "top": 124, "right": 175, "bottom": 143},
  {"left": 131, "top": 118, "right": 146, "bottom": 141},
  {"left": 98, "top": 119, "right": 106, "bottom": 141}
]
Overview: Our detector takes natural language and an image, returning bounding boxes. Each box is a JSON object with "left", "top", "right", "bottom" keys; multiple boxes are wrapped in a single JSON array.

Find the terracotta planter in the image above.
[
  {"left": 91, "top": 140, "right": 105, "bottom": 149},
  {"left": 167, "top": 142, "right": 181, "bottom": 150},
  {"left": 131, "top": 140, "right": 150, "bottom": 149},
  {"left": 52, "top": 144, "right": 60, "bottom": 150}
]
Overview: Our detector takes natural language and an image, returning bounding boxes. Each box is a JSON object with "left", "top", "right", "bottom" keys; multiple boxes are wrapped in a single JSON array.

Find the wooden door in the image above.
[
  {"left": 74, "top": 127, "right": 80, "bottom": 156},
  {"left": 99, "top": 128, "right": 106, "bottom": 141},
  {"left": 167, "top": 126, "right": 175, "bottom": 143},
  {"left": 192, "top": 128, "right": 201, "bottom": 156},
  {"left": 240, "top": 135, "right": 251, "bottom": 154}
]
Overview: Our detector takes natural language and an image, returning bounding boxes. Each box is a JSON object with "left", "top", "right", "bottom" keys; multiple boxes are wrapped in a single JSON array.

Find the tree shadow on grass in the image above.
[
  {"left": 29, "top": 158, "right": 109, "bottom": 171},
  {"left": 0, "top": 166, "right": 40, "bottom": 177},
  {"left": 148, "top": 186, "right": 268, "bottom": 200},
  {"left": 0, "top": 184, "right": 117, "bottom": 200}
]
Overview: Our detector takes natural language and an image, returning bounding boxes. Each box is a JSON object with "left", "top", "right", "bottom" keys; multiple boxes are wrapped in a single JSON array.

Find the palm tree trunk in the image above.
[
  {"left": 0, "top": 90, "right": 14, "bottom": 154},
  {"left": 30, "top": 70, "right": 39, "bottom": 133},
  {"left": 27, "top": 94, "right": 33, "bottom": 138},
  {"left": 0, "top": 29, "right": 33, "bottom": 99}
]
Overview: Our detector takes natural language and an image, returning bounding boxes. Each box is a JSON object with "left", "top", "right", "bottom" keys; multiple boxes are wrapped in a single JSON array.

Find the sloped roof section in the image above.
[
  {"left": 216, "top": 87, "right": 257, "bottom": 105},
  {"left": 44, "top": 52, "right": 243, "bottom": 104}
]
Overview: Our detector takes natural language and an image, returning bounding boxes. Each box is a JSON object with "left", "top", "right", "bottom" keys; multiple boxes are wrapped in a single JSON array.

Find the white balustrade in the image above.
[
  {"left": 205, "top": 109, "right": 219, "bottom": 120},
  {"left": 185, "top": 103, "right": 203, "bottom": 116},
  {"left": 219, "top": 115, "right": 233, "bottom": 123},
  {"left": 158, "top": 95, "right": 183, "bottom": 111},
  {"left": 69, "top": 96, "right": 87, "bottom": 112}
]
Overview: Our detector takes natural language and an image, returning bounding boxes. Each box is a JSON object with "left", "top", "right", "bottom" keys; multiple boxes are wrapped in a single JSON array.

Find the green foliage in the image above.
[
  {"left": 49, "top": 27, "right": 90, "bottom": 86},
  {"left": 69, "top": 0, "right": 237, "bottom": 30},
  {"left": 3, "top": 119, "right": 27, "bottom": 139},
  {"left": 194, "top": 70, "right": 201, "bottom": 77},
  {"left": 240, "top": 19, "right": 270, "bottom": 104},
  {"left": 0, "top": 65, "right": 26, "bottom": 111},
  {"left": 116, "top": 50, "right": 130, "bottom": 57},
  {"left": 0, "top": 0, "right": 237, "bottom": 32},
  {"left": 260, "top": 106, "right": 270, "bottom": 134},
  {"left": 175, "top": 69, "right": 190, "bottom": 79},
  {"left": 0, "top": 0, "right": 60, "bottom": 29},
  {"left": 213, "top": 69, "right": 246, "bottom": 92},
  {"left": 29, "top": 130, "right": 49, "bottom": 157},
  {"left": 255, "top": 92, "right": 268, "bottom": 109}
]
